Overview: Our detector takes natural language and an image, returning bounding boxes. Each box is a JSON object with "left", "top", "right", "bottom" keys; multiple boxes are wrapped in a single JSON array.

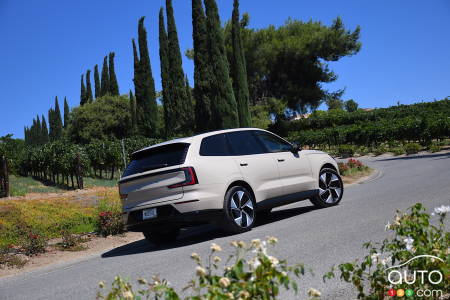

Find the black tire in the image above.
[
  {"left": 143, "top": 228, "right": 180, "bottom": 245},
  {"left": 310, "top": 168, "right": 344, "bottom": 208},
  {"left": 222, "top": 186, "right": 256, "bottom": 234}
]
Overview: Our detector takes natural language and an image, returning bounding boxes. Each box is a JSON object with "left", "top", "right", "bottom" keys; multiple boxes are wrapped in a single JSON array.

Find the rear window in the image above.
[
  {"left": 226, "top": 131, "right": 265, "bottom": 155},
  {"left": 122, "top": 143, "right": 190, "bottom": 178},
  {"left": 200, "top": 134, "right": 231, "bottom": 156}
]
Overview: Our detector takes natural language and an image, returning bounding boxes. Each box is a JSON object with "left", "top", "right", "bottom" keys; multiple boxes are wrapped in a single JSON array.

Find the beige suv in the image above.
[{"left": 119, "top": 128, "right": 343, "bottom": 244}]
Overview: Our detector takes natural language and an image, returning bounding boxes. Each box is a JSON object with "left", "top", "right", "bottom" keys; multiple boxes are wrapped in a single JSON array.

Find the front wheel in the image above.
[
  {"left": 222, "top": 186, "right": 256, "bottom": 233},
  {"left": 310, "top": 168, "right": 344, "bottom": 208}
]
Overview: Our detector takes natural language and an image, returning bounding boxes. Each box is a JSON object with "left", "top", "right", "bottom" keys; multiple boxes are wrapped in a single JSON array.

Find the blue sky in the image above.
[{"left": 0, "top": 0, "right": 449, "bottom": 138}]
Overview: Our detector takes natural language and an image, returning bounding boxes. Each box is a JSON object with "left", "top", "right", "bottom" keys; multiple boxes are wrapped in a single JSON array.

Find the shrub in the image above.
[
  {"left": 97, "top": 211, "right": 124, "bottom": 237},
  {"left": 97, "top": 237, "right": 313, "bottom": 300},
  {"left": 57, "top": 223, "right": 88, "bottom": 251},
  {"left": 18, "top": 229, "right": 47, "bottom": 256},
  {"left": 373, "top": 145, "right": 387, "bottom": 156},
  {"left": 391, "top": 147, "right": 405, "bottom": 156},
  {"left": 338, "top": 162, "right": 350, "bottom": 174},
  {"left": 0, "top": 245, "right": 27, "bottom": 269},
  {"left": 356, "top": 146, "right": 369, "bottom": 156},
  {"left": 404, "top": 143, "right": 421, "bottom": 155},
  {"left": 324, "top": 203, "right": 450, "bottom": 299},
  {"left": 337, "top": 144, "right": 355, "bottom": 158},
  {"left": 428, "top": 144, "right": 441, "bottom": 153}
]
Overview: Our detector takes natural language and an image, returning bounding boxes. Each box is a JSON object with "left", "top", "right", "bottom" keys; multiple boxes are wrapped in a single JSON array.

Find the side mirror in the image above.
[{"left": 291, "top": 143, "right": 302, "bottom": 153}]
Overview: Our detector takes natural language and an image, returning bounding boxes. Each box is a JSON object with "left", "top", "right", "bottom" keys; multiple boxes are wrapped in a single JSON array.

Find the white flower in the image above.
[
  {"left": 213, "top": 256, "right": 222, "bottom": 263},
  {"left": 121, "top": 290, "right": 134, "bottom": 299},
  {"left": 190, "top": 252, "right": 200, "bottom": 260},
  {"left": 381, "top": 256, "right": 391, "bottom": 266},
  {"left": 251, "top": 239, "right": 261, "bottom": 248},
  {"left": 196, "top": 266, "right": 206, "bottom": 277},
  {"left": 219, "top": 277, "right": 231, "bottom": 288},
  {"left": 211, "top": 243, "right": 222, "bottom": 252},
  {"left": 371, "top": 253, "right": 380, "bottom": 263},
  {"left": 248, "top": 257, "right": 261, "bottom": 269},
  {"left": 432, "top": 205, "right": 450, "bottom": 216},
  {"left": 268, "top": 255, "right": 279, "bottom": 267},
  {"left": 307, "top": 288, "right": 322, "bottom": 297},
  {"left": 385, "top": 221, "right": 391, "bottom": 231},
  {"left": 404, "top": 237, "right": 414, "bottom": 251},
  {"left": 266, "top": 236, "right": 278, "bottom": 245}
]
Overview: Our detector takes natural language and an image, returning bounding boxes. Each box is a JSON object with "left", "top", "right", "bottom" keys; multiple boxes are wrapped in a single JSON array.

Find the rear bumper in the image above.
[{"left": 124, "top": 205, "right": 223, "bottom": 232}]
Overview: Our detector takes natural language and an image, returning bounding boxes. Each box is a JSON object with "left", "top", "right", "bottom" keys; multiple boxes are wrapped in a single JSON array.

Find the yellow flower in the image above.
[
  {"left": 266, "top": 236, "right": 278, "bottom": 245},
  {"left": 238, "top": 290, "right": 250, "bottom": 299},
  {"left": 190, "top": 252, "right": 200, "bottom": 260},
  {"left": 268, "top": 255, "right": 279, "bottom": 266},
  {"left": 213, "top": 256, "right": 222, "bottom": 263},
  {"left": 219, "top": 277, "right": 231, "bottom": 288},
  {"left": 225, "top": 292, "right": 234, "bottom": 299},
  {"left": 196, "top": 266, "right": 206, "bottom": 277},
  {"left": 211, "top": 243, "right": 222, "bottom": 252},
  {"left": 230, "top": 241, "right": 239, "bottom": 248},
  {"left": 307, "top": 288, "right": 322, "bottom": 297},
  {"left": 251, "top": 239, "right": 261, "bottom": 248},
  {"left": 98, "top": 281, "right": 105, "bottom": 289},
  {"left": 121, "top": 290, "right": 134, "bottom": 299},
  {"left": 237, "top": 241, "right": 246, "bottom": 248}
]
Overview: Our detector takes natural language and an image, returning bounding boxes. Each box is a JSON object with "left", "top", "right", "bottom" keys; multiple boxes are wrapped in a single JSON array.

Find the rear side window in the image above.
[
  {"left": 122, "top": 143, "right": 189, "bottom": 177},
  {"left": 200, "top": 134, "right": 231, "bottom": 156},
  {"left": 226, "top": 131, "right": 265, "bottom": 155}
]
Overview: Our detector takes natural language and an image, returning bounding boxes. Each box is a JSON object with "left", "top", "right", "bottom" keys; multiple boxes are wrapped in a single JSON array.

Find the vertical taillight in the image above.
[{"left": 168, "top": 167, "right": 198, "bottom": 188}]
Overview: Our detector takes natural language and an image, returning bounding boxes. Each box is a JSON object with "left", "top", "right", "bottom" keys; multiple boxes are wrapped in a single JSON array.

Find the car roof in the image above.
[{"left": 132, "top": 128, "right": 269, "bottom": 155}]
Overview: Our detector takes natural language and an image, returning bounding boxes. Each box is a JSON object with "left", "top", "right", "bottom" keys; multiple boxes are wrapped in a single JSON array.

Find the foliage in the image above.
[
  {"left": 404, "top": 143, "right": 421, "bottom": 155},
  {"left": 86, "top": 69, "right": 94, "bottom": 102},
  {"left": 337, "top": 144, "right": 355, "bottom": 158},
  {"left": 97, "top": 237, "right": 313, "bottom": 300},
  {"left": 324, "top": 203, "right": 450, "bottom": 299},
  {"left": 67, "top": 95, "right": 133, "bottom": 144},
  {"left": 373, "top": 145, "right": 387, "bottom": 156},
  {"left": 109, "top": 52, "right": 120, "bottom": 96},
  {"left": 17, "top": 226, "right": 48, "bottom": 256},
  {"left": 338, "top": 158, "right": 369, "bottom": 176},
  {"left": 345, "top": 99, "right": 359, "bottom": 112},
  {"left": 101, "top": 56, "right": 110, "bottom": 97},
  {"left": 96, "top": 191, "right": 124, "bottom": 237},
  {"left": 94, "top": 65, "right": 101, "bottom": 99},
  {"left": 0, "top": 245, "right": 27, "bottom": 269},
  {"left": 390, "top": 147, "right": 405, "bottom": 156},
  {"left": 428, "top": 143, "right": 441, "bottom": 153}
]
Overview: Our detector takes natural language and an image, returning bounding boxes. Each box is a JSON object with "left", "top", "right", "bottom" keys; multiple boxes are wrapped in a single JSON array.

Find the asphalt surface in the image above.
[{"left": 1, "top": 152, "right": 449, "bottom": 300}]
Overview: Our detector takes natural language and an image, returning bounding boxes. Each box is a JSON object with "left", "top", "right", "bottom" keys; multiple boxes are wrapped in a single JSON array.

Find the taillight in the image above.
[{"left": 168, "top": 167, "right": 198, "bottom": 189}]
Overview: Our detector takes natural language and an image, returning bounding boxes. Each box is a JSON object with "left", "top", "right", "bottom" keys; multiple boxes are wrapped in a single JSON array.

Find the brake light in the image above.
[{"left": 168, "top": 167, "right": 198, "bottom": 189}]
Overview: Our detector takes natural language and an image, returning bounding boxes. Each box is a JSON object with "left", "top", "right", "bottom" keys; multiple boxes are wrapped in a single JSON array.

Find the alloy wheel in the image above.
[
  {"left": 230, "top": 190, "right": 255, "bottom": 228},
  {"left": 318, "top": 171, "right": 342, "bottom": 204}
]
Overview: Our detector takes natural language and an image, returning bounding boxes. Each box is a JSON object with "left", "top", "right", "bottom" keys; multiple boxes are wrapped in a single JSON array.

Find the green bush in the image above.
[
  {"left": 404, "top": 143, "right": 421, "bottom": 155},
  {"left": 97, "top": 237, "right": 315, "bottom": 300},
  {"left": 356, "top": 146, "right": 369, "bottom": 156},
  {"left": 391, "top": 147, "right": 405, "bottom": 156},
  {"left": 373, "top": 145, "right": 387, "bottom": 156},
  {"left": 428, "top": 144, "right": 441, "bottom": 153},
  {"left": 337, "top": 144, "right": 355, "bottom": 158},
  {"left": 18, "top": 228, "right": 47, "bottom": 256},
  {"left": 324, "top": 203, "right": 450, "bottom": 299}
]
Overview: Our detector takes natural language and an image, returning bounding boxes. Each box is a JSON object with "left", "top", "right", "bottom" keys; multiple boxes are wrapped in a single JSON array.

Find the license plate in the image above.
[{"left": 142, "top": 208, "right": 157, "bottom": 220}]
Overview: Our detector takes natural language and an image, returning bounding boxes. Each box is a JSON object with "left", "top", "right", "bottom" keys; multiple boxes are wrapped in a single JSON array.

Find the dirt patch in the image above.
[
  {"left": 0, "top": 232, "right": 143, "bottom": 279},
  {"left": 342, "top": 168, "right": 377, "bottom": 186}
]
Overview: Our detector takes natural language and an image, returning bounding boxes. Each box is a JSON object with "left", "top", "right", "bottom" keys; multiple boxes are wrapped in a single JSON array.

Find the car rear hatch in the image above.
[{"left": 119, "top": 143, "right": 190, "bottom": 210}]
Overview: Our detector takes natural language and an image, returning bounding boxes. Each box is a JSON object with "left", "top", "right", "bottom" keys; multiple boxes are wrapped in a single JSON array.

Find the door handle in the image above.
[
  {"left": 277, "top": 159, "right": 285, "bottom": 162},
  {"left": 240, "top": 163, "right": 248, "bottom": 166}
]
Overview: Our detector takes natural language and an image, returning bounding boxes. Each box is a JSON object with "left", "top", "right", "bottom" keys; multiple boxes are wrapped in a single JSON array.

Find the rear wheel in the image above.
[
  {"left": 222, "top": 186, "right": 256, "bottom": 233},
  {"left": 143, "top": 228, "right": 180, "bottom": 245},
  {"left": 310, "top": 168, "right": 344, "bottom": 208}
]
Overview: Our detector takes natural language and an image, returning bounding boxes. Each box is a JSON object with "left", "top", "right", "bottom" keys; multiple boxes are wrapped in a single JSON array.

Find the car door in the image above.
[
  {"left": 253, "top": 131, "right": 316, "bottom": 195},
  {"left": 226, "top": 131, "right": 284, "bottom": 201}
]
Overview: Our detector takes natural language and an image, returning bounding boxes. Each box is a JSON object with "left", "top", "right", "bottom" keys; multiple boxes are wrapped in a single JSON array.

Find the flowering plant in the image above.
[
  {"left": 97, "top": 211, "right": 124, "bottom": 237},
  {"left": 324, "top": 203, "right": 450, "bottom": 299},
  {"left": 97, "top": 237, "right": 320, "bottom": 299}
]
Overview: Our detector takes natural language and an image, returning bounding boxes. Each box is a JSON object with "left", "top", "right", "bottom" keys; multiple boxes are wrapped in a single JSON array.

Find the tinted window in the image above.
[
  {"left": 122, "top": 143, "right": 189, "bottom": 177},
  {"left": 227, "top": 131, "right": 265, "bottom": 155},
  {"left": 254, "top": 131, "right": 292, "bottom": 153},
  {"left": 200, "top": 134, "right": 231, "bottom": 156}
]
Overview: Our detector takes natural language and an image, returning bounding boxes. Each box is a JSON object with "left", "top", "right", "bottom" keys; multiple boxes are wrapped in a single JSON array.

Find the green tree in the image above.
[
  {"left": 100, "top": 56, "right": 110, "bottom": 97},
  {"left": 41, "top": 115, "right": 49, "bottom": 144},
  {"left": 63, "top": 97, "right": 69, "bottom": 128},
  {"left": 133, "top": 17, "right": 158, "bottom": 137},
  {"left": 94, "top": 64, "right": 101, "bottom": 99},
  {"left": 35, "top": 115, "right": 42, "bottom": 144},
  {"left": 192, "top": 0, "right": 213, "bottom": 132},
  {"left": 86, "top": 69, "right": 93, "bottom": 102},
  {"left": 204, "top": 0, "right": 239, "bottom": 129},
  {"left": 185, "top": 75, "right": 195, "bottom": 128},
  {"left": 109, "top": 52, "right": 119, "bottom": 96},
  {"left": 80, "top": 74, "right": 87, "bottom": 105},
  {"left": 344, "top": 99, "right": 359, "bottom": 112},
  {"left": 326, "top": 89, "right": 345, "bottom": 110},
  {"left": 230, "top": 0, "right": 251, "bottom": 127},
  {"left": 53, "top": 96, "right": 63, "bottom": 140},
  {"left": 129, "top": 90, "right": 138, "bottom": 135},
  {"left": 159, "top": 8, "right": 174, "bottom": 137},
  {"left": 165, "top": 0, "right": 189, "bottom": 133}
]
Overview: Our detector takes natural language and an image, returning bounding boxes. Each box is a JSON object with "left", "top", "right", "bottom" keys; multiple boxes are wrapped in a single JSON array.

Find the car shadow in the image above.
[
  {"left": 101, "top": 204, "right": 319, "bottom": 258},
  {"left": 376, "top": 152, "right": 450, "bottom": 162}
]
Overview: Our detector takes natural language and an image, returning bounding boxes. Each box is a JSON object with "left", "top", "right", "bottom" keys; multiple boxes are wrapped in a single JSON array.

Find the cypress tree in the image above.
[
  {"left": 204, "top": 0, "right": 238, "bottom": 129},
  {"left": 185, "top": 75, "right": 195, "bottom": 128},
  {"left": 129, "top": 90, "right": 137, "bottom": 135},
  {"left": 86, "top": 70, "right": 93, "bottom": 102},
  {"left": 231, "top": 0, "right": 251, "bottom": 127},
  {"left": 53, "top": 97, "right": 63, "bottom": 140},
  {"left": 94, "top": 64, "right": 100, "bottom": 99},
  {"left": 165, "top": 0, "right": 189, "bottom": 133},
  {"left": 159, "top": 8, "right": 174, "bottom": 137},
  {"left": 48, "top": 108, "right": 55, "bottom": 141},
  {"left": 100, "top": 56, "right": 110, "bottom": 97},
  {"left": 36, "top": 115, "right": 42, "bottom": 145},
  {"left": 41, "top": 115, "right": 49, "bottom": 144},
  {"left": 80, "top": 74, "right": 87, "bottom": 105},
  {"left": 63, "top": 97, "right": 69, "bottom": 128},
  {"left": 109, "top": 52, "right": 119, "bottom": 95},
  {"left": 133, "top": 17, "right": 158, "bottom": 137}
]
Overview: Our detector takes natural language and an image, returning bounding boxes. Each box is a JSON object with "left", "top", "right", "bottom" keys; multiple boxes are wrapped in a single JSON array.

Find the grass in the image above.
[{"left": 8, "top": 175, "right": 118, "bottom": 197}]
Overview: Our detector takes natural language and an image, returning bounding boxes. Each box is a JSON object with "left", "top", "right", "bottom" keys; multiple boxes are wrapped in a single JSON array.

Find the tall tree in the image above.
[
  {"left": 133, "top": 17, "right": 158, "bottom": 137},
  {"left": 35, "top": 115, "right": 42, "bottom": 144},
  {"left": 63, "top": 97, "right": 69, "bottom": 128},
  {"left": 100, "top": 56, "right": 110, "bottom": 97},
  {"left": 159, "top": 8, "right": 173, "bottom": 137},
  {"left": 108, "top": 52, "right": 120, "bottom": 95},
  {"left": 185, "top": 75, "right": 195, "bottom": 128},
  {"left": 41, "top": 115, "right": 49, "bottom": 144},
  {"left": 192, "top": 0, "right": 213, "bottom": 132},
  {"left": 204, "top": 0, "right": 238, "bottom": 129},
  {"left": 80, "top": 74, "right": 87, "bottom": 105},
  {"left": 94, "top": 64, "right": 101, "bottom": 99},
  {"left": 129, "top": 90, "right": 137, "bottom": 135},
  {"left": 53, "top": 97, "right": 63, "bottom": 140},
  {"left": 231, "top": 0, "right": 251, "bottom": 127},
  {"left": 86, "top": 70, "right": 93, "bottom": 102},
  {"left": 165, "top": 0, "right": 189, "bottom": 133}
]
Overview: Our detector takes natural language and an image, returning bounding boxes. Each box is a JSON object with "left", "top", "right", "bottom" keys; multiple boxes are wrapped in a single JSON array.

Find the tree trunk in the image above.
[
  {"left": 110, "top": 166, "right": 115, "bottom": 180},
  {"left": 1, "top": 157, "right": 9, "bottom": 197}
]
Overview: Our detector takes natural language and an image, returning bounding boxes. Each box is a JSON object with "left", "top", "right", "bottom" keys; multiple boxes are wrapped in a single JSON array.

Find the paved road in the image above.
[{"left": 1, "top": 152, "right": 449, "bottom": 300}]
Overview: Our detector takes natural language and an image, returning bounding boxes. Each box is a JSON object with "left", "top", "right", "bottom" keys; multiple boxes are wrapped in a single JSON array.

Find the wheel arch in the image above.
[
  {"left": 226, "top": 180, "right": 257, "bottom": 203},
  {"left": 321, "top": 163, "right": 337, "bottom": 172}
]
